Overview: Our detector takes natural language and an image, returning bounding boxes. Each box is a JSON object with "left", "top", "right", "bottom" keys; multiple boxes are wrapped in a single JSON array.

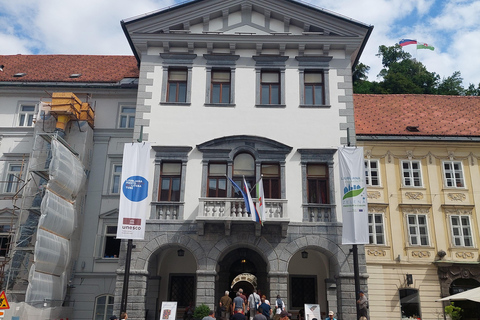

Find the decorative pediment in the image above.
[
  {"left": 122, "top": 0, "right": 372, "bottom": 59},
  {"left": 99, "top": 209, "right": 119, "bottom": 219},
  {"left": 197, "top": 135, "right": 292, "bottom": 161},
  {"left": 123, "top": 0, "right": 367, "bottom": 36}
]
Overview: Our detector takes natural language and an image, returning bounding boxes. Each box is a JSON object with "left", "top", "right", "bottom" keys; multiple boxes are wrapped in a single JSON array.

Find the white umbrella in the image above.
[{"left": 437, "top": 287, "right": 480, "bottom": 303}]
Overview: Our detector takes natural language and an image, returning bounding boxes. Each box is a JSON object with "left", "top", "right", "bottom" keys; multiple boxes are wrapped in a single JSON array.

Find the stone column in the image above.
[
  {"left": 114, "top": 269, "right": 149, "bottom": 320},
  {"left": 336, "top": 273, "right": 368, "bottom": 320},
  {"left": 197, "top": 269, "right": 217, "bottom": 310},
  {"left": 268, "top": 271, "right": 288, "bottom": 309}
]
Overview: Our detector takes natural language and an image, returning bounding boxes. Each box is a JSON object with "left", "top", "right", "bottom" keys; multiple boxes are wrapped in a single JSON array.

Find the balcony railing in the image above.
[
  {"left": 198, "top": 197, "right": 287, "bottom": 220},
  {"left": 151, "top": 202, "right": 182, "bottom": 220},
  {"left": 304, "top": 204, "right": 335, "bottom": 222}
]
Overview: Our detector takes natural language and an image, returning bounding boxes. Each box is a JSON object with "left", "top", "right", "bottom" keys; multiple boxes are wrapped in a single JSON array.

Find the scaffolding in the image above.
[{"left": 1, "top": 93, "right": 94, "bottom": 318}]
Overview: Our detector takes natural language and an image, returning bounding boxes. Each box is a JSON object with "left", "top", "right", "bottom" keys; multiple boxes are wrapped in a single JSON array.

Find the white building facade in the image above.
[{"left": 112, "top": 1, "right": 372, "bottom": 320}]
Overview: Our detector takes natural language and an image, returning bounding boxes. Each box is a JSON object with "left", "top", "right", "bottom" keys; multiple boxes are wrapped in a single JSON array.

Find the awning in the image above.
[{"left": 437, "top": 287, "right": 480, "bottom": 303}]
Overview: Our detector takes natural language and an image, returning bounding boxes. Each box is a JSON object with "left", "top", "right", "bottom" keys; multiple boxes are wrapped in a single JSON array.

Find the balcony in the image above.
[
  {"left": 197, "top": 197, "right": 289, "bottom": 236},
  {"left": 304, "top": 204, "right": 336, "bottom": 222}
]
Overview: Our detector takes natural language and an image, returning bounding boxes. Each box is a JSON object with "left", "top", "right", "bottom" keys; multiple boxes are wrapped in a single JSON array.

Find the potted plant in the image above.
[
  {"left": 444, "top": 302, "right": 462, "bottom": 320},
  {"left": 193, "top": 303, "right": 210, "bottom": 320}
]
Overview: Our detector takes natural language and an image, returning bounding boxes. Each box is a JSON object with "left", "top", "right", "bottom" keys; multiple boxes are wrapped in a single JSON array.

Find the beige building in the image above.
[{"left": 355, "top": 94, "right": 480, "bottom": 320}]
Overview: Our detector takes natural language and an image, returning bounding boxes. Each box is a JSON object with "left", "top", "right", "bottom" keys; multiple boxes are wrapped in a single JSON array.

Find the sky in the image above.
[{"left": 1, "top": 0, "right": 479, "bottom": 87}]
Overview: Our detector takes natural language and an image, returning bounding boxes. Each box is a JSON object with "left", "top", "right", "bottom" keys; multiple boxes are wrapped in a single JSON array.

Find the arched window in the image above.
[
  {"left": 233, "top": 153, "right": 255, "bottom": 197},
  {"left": 94, "top": 294, "right": 114, "bottom": 320}
]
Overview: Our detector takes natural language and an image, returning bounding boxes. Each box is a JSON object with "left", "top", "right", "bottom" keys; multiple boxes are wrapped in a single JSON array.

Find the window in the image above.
[
  {"left": 103, "top": 225, "right": 120, "bottom": 258},
  {"left": 401, "top": 160, "right": 422, "bottom": 187},
  {"left": 368, "top": 212, "right": 385, "bottom": 245},
  {"left": 407, "top": 214, "right": 429, "bottom": 246},
  {"left": 290, "top": 276, "right": 316, "bottom": 308},
  {"left": 118, "top": 106, "right": 135, "bottom": 128},
  {"left": 208, "top": 163, "right": 227, "bottom": 197},
  {"left": 233, "top": 153, "right": 255, "bottom": 197},
  {"left": 159, "top": 162, "right": 181, "bottom": 201},
  {"left": 443, "top": 161, "right": 465, "bottom": 188},
  {"left": 0, "top": 224, "right": 11, "bottom": 257},
  {"left": 4, "top": 163, "right": 22, "bottom": 193},
  {"left": 399, "top": 289, "right": 421, "bottom": 319},
  {"left": 261, "top": 164, "right": 280, "bottom": 199},
  {"left": 211, "top": 70, "right": 231, "bottom": 103},
  {"left": 260, "top": 71, "right": 280, "bottom": 104},
  {"left": 94, "top": 295, "right": 114, "bottom": 320},
  {"left": 365, "top": 159, "right": 380, "bottom": 186},
  {"left": 111, "top": 164, "right": 122, "bottom": 194},
  {"left": 167, "top": 69, "right": 187, "bottom": 103},
  {"left": 170, "top": 275, "right": 195, "bottom": 308},
  {"left": 304, "top": 72, "right": 324, "bottom": 105},
  {"left": 18, "top": 105, "right": 35, "bottom": 126},
  {"left": 450, "top": 215, "right": 473, "bottom": 247},
  {"left": 307, "top": 164, "right": 329, "bottom": 204}
]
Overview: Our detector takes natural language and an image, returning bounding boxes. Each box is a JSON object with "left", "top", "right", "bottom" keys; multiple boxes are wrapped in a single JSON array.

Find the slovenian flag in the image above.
[
  {"left": 417, "top": 42, "right": 435, "bottom": 51},
  {"left": 227, "top": 176, "right": 251, "bottom": 214},
  {"left": 399, "top": 39, "right": 417, "bottom": 46},
  {"left": 244, "top": 177, "right": 260, "bottom": 223}
]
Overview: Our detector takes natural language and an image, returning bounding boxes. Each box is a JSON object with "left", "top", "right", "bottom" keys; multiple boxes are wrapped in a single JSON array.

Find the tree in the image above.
[
  {"left": 376, "top": 44, "right": 412, "bottom": 68},
  {"left": 437, "top": 71, "right": 464, "bottom": 95},
  {"left": 379, "top": 57, "right": 439, "bottom": 94},
  {"left": 465, "top": 83, "right": 480, "bottom": 96}
]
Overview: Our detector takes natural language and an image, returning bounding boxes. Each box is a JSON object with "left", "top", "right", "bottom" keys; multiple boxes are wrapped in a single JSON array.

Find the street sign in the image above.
[{"left": 0, "top": 291, "right": 9, "bottom": 309}]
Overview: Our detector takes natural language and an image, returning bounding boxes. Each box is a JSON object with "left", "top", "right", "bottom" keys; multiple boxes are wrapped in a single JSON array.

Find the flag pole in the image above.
[
  {"left": 120, "top": 125, "right": 144, "bottom": 314},
  {"left": 347, "top": 127, "right": 361, "bottom": 320}
]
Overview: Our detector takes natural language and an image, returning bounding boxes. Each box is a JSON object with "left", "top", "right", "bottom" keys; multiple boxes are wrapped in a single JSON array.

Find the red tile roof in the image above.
[
  {"left": 354, "top": 94, "right": 480, "bottom": 137},
  {"left": 0, "top": 55, "right": 138, "bottom": 83}
]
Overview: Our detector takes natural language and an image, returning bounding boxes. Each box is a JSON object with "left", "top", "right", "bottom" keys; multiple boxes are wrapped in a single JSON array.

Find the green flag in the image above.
[{"left": 417, "top": 43, "right": 434, "bottom": 51}]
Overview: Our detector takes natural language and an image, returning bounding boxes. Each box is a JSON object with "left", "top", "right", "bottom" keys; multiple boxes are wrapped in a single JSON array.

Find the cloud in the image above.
[{"left": 1, "top": 0, "right": 479, "bottom": 87}]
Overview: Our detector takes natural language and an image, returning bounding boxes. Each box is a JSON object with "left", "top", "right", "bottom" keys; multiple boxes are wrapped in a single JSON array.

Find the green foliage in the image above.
[
  {"left": 444, "top": 302, "right": 462, "bottom": 320},
  {"left": 353, "top": 44, "right": 480, "bottom": 96},
  {"left": 465, "top": 83, "right": 480, "bottom": 96},
  {"left": 193, "top": 304, "right": 210, "bottom": 319},
  {"left": 437, "top": 71, "right": 464, "bottom": 95}
]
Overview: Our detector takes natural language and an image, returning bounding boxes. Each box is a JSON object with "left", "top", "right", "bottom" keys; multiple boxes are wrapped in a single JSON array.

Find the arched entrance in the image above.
[
  {"left": 449, "top": 279, "right": 480, "bottom": 320},
  {"left": 217, "top": 248, "right": 268, "bottom": 302},
  {"left": 145, "top": 246, "right": 198, "bottom": 320}
]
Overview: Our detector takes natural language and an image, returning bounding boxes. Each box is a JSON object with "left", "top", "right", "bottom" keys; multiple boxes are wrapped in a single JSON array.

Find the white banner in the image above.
[
  {"left": 117, "top": 142, "right": 151, "bottom": 240},
  {"left": 338, "top": 146, "right": 368, "bottom": 244}
]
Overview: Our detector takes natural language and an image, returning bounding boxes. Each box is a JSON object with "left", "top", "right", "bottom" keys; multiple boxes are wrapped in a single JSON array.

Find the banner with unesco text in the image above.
[
  {"left": 117, "top": 142, "right": 151, "bottom": 240},
  {"left": 338, "top": 146, "right": 369, "bottom": 244}
]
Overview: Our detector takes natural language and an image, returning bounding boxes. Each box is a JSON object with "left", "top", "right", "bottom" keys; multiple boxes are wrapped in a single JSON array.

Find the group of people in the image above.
[
  {"left": 219, "top": 289, "right": 289, "bottom": 320},
  {"left": 109, "top": 312, "right": 128, "bottom": 320},
  {"left": 216, "top": 288, "right": 368, "bottom": 320}
]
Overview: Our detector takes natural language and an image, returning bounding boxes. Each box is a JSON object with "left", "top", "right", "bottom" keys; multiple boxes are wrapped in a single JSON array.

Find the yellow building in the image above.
[{"left": 354, "top": 94, "right": 480, "bottom": 320}]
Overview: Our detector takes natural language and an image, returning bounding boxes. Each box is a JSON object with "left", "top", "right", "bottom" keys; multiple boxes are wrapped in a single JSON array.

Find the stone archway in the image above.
[
  {"left": 231, "top": 273, "right": 258, "bottom": 298},
  {"left": 217, "top": 248, "right": 268, "bottom": 302}
]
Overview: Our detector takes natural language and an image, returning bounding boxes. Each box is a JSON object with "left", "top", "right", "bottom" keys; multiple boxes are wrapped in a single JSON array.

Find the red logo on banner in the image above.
[{"left": 123, "top": 218, "right": 141, "bottom": 225}]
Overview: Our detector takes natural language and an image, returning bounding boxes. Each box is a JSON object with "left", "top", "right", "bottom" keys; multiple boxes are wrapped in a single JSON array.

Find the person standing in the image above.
[
  {"left": 239, "top": 288, "right": 247, "bottom": 304},
  {"left": 232, "top": 308, "right": 247, "bottom": 320},
  {"left": 279, "top": 310, "right": 291, "bottom": 320},
  {"left": 273, "top": 295, "right": 285, "bottom": 320},
  {"left": 253, "top": 307, "right": 267, "bottom": 320},
  {"left": 259, "top": 296, "right": 271, "bottom": 319},
  {"left": 120, "top": 312, "right": 128, "bottom": 319},
  {"left": 202, "top": 310, "right": 216, "bottom": 320},
  {"left": 324, "top": 311, "right": 336, "bottom": 320},
  {"left": 247, "top": 289, "right": 261, "bottom": 320},
  {"left": 356, "top": 291, "right": 368, "bottom": 319},
  {"left": 220, "top": 290, "right": 233, "bottom": 320},
  {"left": 233, "top": 291, "right": 246, "bottom": 314}
]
